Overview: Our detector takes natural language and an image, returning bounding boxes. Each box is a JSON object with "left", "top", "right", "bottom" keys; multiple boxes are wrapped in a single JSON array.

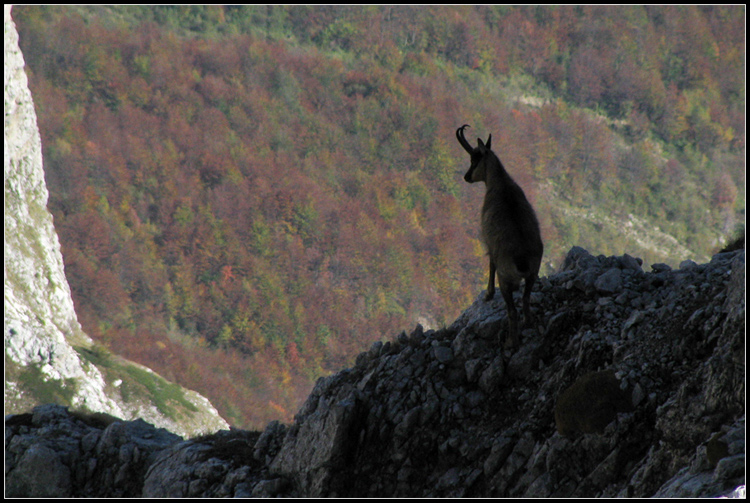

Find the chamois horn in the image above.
[{"left": 456, "top": 124, "right": 474, "bottom": 154}]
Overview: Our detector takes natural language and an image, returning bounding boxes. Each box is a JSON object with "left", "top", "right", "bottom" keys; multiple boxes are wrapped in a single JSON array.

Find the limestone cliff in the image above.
[{"left": 4, "top": 5, "right": 228, "bottom": 438}]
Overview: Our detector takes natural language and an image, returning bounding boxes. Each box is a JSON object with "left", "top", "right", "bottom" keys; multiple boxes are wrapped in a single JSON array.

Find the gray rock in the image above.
[
  {"left": 619, "top": 253, "right": 643, "bottom": 272},
  {"left": 478, "top": 355, "right": 505, "bottom": 393},
  {"left": 270, "top": 386, "right": 365, "bottom": 496},
  {"left": 433, "top": 345, "right": 454, "bottom": 363},
  {"left": 595, "top": 268, "right": 623, "bottom": 294},
  {"left": 6, "top": 444, "right": 72, "bottom": 497}
]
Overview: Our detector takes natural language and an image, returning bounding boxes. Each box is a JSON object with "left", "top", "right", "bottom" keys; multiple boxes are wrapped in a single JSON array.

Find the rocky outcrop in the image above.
[
  {"left": 5, "top": 404, "right": 181, "bottom": 497},
  {"left": 4, "top": 5, "right": 228, "bottom": 438},
  {"left": 6, "top": 246, "right": 745, "bottom": 497}
]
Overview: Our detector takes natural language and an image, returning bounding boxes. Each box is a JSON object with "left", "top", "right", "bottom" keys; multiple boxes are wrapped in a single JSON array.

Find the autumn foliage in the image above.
[{"left": 14, "top": 6, "right": 744, "bottom": 428}]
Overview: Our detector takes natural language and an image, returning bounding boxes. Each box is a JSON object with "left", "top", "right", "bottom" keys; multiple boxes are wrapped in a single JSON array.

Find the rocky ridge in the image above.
[{"left": 6, "top": 245, "right": 745, "bottom": 497}]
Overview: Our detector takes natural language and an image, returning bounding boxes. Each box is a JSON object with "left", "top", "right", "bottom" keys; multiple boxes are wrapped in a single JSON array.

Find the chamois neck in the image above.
[{"left": 484, "top": 152, "right": 513, "bottom": 188}]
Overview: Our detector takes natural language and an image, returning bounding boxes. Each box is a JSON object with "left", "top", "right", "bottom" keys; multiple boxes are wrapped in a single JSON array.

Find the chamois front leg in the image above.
[
  {"left": 485, "top": 259, "right": 496, "bottom": 301},
  {"left": 500, "top": 283, "right": 520, "bottom": 349}
]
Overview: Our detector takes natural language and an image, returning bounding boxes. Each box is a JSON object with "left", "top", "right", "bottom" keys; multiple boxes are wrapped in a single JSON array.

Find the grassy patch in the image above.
[
  {"left": 74, "top": 343, "right": 199, "bottom": 421},
  {"left": 14, "top": 359, "right": 79, "bottom": 406}
]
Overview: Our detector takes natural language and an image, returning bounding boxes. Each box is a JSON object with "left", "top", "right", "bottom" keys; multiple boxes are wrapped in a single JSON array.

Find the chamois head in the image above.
[{"left": 457, "top": 124, "right": 494, "bottom": 184}]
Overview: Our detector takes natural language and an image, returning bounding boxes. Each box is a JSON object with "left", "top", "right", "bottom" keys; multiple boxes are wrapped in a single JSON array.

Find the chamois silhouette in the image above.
[{"left": 457, "top": 124, "right": 544, "bottom": 349}]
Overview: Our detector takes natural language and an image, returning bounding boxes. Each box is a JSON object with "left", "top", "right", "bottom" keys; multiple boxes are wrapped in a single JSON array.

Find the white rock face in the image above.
[
  {"left": 4, "top": 3, "right": 113, "bottom": 409},
  {"left": 4, "top": 5, "right": 228, "bottom": 438}
]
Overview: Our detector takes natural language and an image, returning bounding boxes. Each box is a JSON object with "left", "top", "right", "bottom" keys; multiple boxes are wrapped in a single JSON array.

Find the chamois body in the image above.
[{"left": 457, "top": 125, "right": 543, "bottom": 349}]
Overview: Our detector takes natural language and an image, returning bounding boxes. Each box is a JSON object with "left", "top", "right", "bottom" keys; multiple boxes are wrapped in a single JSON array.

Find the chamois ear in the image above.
[{"left": 477, "top": 134, "right": 492, "bottom": 150}]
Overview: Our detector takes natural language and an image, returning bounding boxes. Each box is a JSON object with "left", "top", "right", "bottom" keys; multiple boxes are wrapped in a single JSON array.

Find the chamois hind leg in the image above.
[
  {"left": 500, "top": 282, "right": 520, "bottom": 349},
  {"left": 485, "top": 259, "right": 496, "bottom": 301},
  {"left": 521, "top": 273, "right": 537, "bottom": 328}
]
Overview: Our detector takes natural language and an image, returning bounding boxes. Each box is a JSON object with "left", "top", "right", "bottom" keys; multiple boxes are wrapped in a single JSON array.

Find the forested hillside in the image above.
[{"left": 13, "top": 5, "right": 744, "bottom": 428}]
